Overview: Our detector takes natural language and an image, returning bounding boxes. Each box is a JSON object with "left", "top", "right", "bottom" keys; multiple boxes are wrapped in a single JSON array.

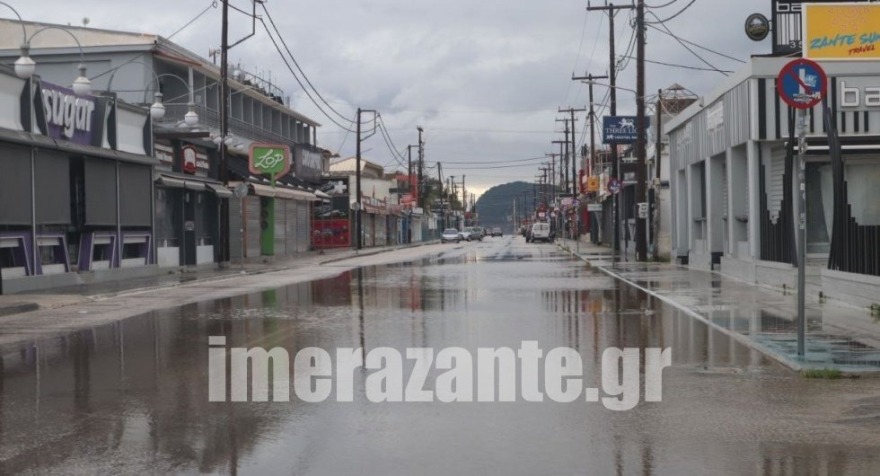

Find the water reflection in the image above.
[{"left": 0, "top": 246, "right": 877, "bottom": 474}]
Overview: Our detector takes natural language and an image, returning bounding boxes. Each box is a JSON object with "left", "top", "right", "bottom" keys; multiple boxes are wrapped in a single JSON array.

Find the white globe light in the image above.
[
  {"left": 184, "top": 103, "right": 198, "bottom": 127},
  {"left": 149, "top": 92, "right": 165, "bottom": 120},
  {"left": 71, "top": 64, "right": 91, "bottom": 96},
  {"left": 14, "top": 54, "right": 35, "bottom": 79}
]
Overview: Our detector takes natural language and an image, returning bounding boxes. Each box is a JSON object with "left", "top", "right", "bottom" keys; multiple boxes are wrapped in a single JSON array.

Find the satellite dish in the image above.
[{"left": 233, "top": 183, "right": 249, "bottom": 198}]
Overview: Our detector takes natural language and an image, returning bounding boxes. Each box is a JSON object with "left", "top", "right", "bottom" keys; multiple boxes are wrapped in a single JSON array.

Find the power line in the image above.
[
  {"left": 167, "top": 0, "right": 218, "bottom": 40},
  {"left": 646, "top": 9, "right": 729, "bottom": 76},
  {"left": 645, "top": 0, "right": 680, "bottom": 8},
  {"left": 645, "top": 23, "right": 746, "bottom": 63},
  {"left": 619, "top": 55, "right": 734, "bottom": 73},
  {"left": 645, "top": 0, "right": 696, "bottom": 24},
  {"left": 260, "top": 2, "right": 355, "bottom": 125},
  {"left": 258, "top": 17, "right": 356, "bottom": 131}
]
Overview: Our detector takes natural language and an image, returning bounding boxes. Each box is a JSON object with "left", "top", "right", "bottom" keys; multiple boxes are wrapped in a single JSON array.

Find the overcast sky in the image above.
[{"left": 14, "top": 0, "right": 771, "bottom": 198}]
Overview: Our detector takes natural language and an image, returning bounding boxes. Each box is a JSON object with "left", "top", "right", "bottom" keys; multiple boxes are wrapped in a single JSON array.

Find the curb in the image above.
[
  {"left": 0, "top": 302, "right": 39, "bottom": 318},
  {"left": 557, "top": 243, "right": 880, "bottom": 377}
]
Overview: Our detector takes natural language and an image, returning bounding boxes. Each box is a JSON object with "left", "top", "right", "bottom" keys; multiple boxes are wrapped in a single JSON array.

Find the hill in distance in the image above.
[{"left": 474, "top": 181, "right": 535, "bottom": 233}]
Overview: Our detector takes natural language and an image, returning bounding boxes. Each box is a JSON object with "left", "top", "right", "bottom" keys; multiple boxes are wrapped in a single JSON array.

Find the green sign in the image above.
[{"left": 249, "top": 144, "right": 291, "bottom": 183}]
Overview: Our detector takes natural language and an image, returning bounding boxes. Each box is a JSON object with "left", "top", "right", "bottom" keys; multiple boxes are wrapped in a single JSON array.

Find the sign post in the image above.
[{"left": 777, "top": 58, "right": 827, "bottom": 358}]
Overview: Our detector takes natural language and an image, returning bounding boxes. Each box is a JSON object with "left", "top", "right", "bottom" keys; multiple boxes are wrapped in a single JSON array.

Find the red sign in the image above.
[
  {"left": 181, "top": 145, "right": 197, "bottom": 174},
  {"left": 776, "top": 58, "right": 827, "bottom": 110},
  {"left": 312, "top": 218, "right": 350, "bottom": 248}
]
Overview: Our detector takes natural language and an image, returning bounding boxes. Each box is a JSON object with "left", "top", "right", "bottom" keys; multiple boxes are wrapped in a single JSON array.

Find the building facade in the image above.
[
  {"left": 666, "top": 57, "right": 880, "bottom": 308},
  {"left": 0, "top": 67, "right": 155, "bottom": 293}
]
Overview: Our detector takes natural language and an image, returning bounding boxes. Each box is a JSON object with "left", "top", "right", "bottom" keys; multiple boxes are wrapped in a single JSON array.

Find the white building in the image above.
[{"left": 666, "top": 57, "right": 880, "bottom": 308}]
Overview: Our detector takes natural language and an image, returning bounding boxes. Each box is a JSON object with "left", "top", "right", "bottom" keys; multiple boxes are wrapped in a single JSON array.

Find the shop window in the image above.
[{"left": 37, "top": 235, "right": 69, "bottom": 275}]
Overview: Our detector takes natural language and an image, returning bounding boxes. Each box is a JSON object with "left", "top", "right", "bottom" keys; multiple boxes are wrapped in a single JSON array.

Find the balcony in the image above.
[{"left": 161, "top": 103, "right": 304, "bottom": 146}]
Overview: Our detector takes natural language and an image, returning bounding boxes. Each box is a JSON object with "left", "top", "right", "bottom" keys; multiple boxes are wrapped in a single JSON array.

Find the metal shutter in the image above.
[
  {"left": 245, "top": 196, "right": 261, "bottom": 258},
  {"left": 297, "top": 201, "right": 309, "bottom": 252},
  {"left": 274, "top": 198, "right": 286, "bottom": 256},
  {"left": 229, "top": 195, "right": 243, "bottom": 260}
]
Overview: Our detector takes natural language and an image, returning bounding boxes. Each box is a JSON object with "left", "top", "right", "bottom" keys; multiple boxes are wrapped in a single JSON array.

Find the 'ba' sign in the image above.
[
  {"left": 602, "top": 115, "right": 650, "bottom": 144},
  {"left": 40, "top": 82, "right": 96, "bottom": 146}
]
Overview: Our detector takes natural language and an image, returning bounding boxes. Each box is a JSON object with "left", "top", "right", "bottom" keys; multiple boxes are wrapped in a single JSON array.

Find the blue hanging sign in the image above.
[{"left": 602, "top": 116, "right": 650, "bottom": 144}]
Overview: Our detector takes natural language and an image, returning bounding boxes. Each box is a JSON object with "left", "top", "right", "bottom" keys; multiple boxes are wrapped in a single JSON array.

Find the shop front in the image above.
[
  {"left": 227, "top": 152, "right": 316, "bottom": 261},
  {"left": 0, "top": 73, "right": 156, "bottom": 293},
  {"left": 153, "top": 142, "right": 231, "bottom": 268},
  {"left": 667, "top": 57, "right": 880, "bottom": 307}
]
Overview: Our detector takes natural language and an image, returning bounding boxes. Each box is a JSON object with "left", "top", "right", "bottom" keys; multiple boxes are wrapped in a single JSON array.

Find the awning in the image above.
[
  {"left": 251, "top": 183, "right": 276, "bottom": 197},
  {"left": 251, "top": 183, "right": 315, "bottom": 201},
  {"left": 156, "top": 173, "right": 229, "bottom": 196},
  {"left": 156, "top": 175, "right": 186, "bottom": 188},
  {"left": 206, "top": 183, "right": 233, "bottom": 198}
]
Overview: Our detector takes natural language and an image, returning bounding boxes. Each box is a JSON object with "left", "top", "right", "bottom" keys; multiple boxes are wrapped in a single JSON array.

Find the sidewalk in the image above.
[
  {"left": 558, "top": 237, "right": 880, "bottom": 375},
  {"left": 0, "top": 241, "right": 436, "bottom": 317}
]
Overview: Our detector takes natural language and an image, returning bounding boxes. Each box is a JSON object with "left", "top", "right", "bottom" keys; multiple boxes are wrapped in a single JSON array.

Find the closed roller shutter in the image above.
[
  {"left": 34, "top": 150, "right": 71, "bottom": 225},
  {"left": 286, "top": 199, "right": 297, "bottom": 255},
  {"left": 297, "top": 201, "right": 309, "bottom": 252},
  {"left": 767, "top": 143, "right": 785, "bottom": 224},
  {"left": 119, "top": 162, "right": 151, "bottom": 227},
  {"left": 229, "top": 196, "right": 243, "bottom": 260},
  {"left": 84, "top": 159, "right": 117, "bottom": 226},
  {"left": 274, "top": 198, "right": 286, "bottom": 256},
  {"left": 0, "top": 144, "right": 32, "bottom": 225},
  {"left": 245, "top": 196, "right": 261, "bottom": 258}
]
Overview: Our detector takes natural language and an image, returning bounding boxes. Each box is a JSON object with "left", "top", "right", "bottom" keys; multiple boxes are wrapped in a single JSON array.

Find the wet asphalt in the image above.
[{"left": 1, "top": 237, "right": 879, "bottom": 475}]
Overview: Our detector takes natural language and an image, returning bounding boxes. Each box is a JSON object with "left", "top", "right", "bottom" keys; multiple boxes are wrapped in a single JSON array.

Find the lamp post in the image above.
[
  {"left": 10, "top": 23, "right": 92, "bottom": 96},
  {"left": 102, "top": 62, "right": 196, "bottom": 123}
]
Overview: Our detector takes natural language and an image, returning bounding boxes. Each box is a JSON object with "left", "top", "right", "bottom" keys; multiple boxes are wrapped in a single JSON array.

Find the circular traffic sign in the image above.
[
  {"left": 776, "top": 58, "right": 827, "bottom": 110},
  {"left": 608, "top": 178, "right": 621, "bottom": 195}
]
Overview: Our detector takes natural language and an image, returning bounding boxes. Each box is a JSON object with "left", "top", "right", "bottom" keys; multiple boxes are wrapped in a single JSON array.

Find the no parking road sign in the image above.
[{"left": 776, "top": 58, "right": 827, "bottom": 110}]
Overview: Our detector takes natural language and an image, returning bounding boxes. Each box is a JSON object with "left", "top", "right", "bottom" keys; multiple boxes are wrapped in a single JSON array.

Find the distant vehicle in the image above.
[
  {"left": 527, "top": 222, "right": 551, "bottom": 243},
  {"left": 471, "top": 226, "right": 485, "bottom": 239},
  {"left": 459, "top": 226, "right": 483, "bottom": 242},
  {"left": 441, "top": 228, "right": 461, "bottom": 243},
  {"left": 491, "top": 227, "right": 503, "bottom": 237}
]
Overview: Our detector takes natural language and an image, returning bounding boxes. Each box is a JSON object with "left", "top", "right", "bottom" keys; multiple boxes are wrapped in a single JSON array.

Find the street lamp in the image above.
[
  {"left": 2, "top": 9, "right": 94, "bottom": 96},
  {"left": 101, "top": 60, "right": 195, "bottom": 123}
]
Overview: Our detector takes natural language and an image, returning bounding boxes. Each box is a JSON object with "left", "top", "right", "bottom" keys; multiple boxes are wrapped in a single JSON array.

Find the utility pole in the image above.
[
  {"left": 437, "top": 162, "right": 445, "bottom": 228},
  {"left": 572, "top": 74, "right": 607, "bottom": 178},
  {"left": 356, "top": 107, "right": 362, "bottom": 250},
  {"left": 218, "top": 0, "right": 230, "bottom": 266},
  {"left": 417, "top": 126, "right": 424, "bottom": 209},
  {"left": 634, "top": 0, "right": 648, "bottom": 261},
  {"left": 559, "top": 107, "right": 586, "bottom": 193},
  {"left": 461, "top": 174, "right": 467, "bottom": 219},
  {"left": 588, "top": 1, "right": 634, "bottom": 253},
  {"left": 407, "top": 145, "right": 415, "bottom": 198},
  {"left": 555, "top": 119, "right": 570, "bottom": 194},
  {"left": 355, "top": 108, "right": 377, "bottom": 250},
  {"left": 653, "top": 88, "right": 663, "bottom": 261}
]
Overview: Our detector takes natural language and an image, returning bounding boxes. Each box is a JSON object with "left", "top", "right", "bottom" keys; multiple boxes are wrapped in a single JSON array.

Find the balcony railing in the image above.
[{"left": 161, "top": 103, "right": 306, "bottom": 146}]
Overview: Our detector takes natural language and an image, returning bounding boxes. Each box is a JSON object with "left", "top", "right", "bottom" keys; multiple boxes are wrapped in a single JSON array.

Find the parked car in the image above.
[
  {"left": 471, "top": 226, "right": 485, "bottom": 239},
  {"left": 459, "top": 226, "right": 483, "bottom": 241},
  {"left": 491, "top": 227, "right": 503, "bottom": 237},
  {"left": 441, "top": 228, "right": 461, "bottom": 243},
  {"left": 527, "top": 222, "right": 551, "bottom": 243}
]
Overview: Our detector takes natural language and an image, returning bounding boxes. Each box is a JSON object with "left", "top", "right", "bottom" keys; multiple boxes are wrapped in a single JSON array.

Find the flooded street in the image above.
[{"left": 1, "top": 238, "right": 880, "bottom": 475}]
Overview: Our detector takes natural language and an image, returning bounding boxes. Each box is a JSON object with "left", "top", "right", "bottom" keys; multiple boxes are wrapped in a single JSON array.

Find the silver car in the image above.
[{"left": 441, "top": 228, "right": 461, "bottom": 243}]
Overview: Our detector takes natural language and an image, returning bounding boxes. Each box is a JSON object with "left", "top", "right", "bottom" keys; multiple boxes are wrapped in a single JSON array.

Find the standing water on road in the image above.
[{"left": 0, "top": 239, "right": 879, "bottom": 475}]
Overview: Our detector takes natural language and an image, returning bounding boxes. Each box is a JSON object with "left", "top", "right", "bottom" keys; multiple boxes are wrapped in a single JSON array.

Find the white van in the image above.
[{"left": 527, "top": 222, "right": 551, "bottom": 243}]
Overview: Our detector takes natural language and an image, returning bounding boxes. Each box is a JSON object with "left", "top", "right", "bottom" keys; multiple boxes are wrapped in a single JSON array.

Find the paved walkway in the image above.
[
  {"left": 0, "top": 242, "right": 434, "bottom": 317},
  {"left": 558, "top": 237, "right": 880, "bottom": 375}
]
